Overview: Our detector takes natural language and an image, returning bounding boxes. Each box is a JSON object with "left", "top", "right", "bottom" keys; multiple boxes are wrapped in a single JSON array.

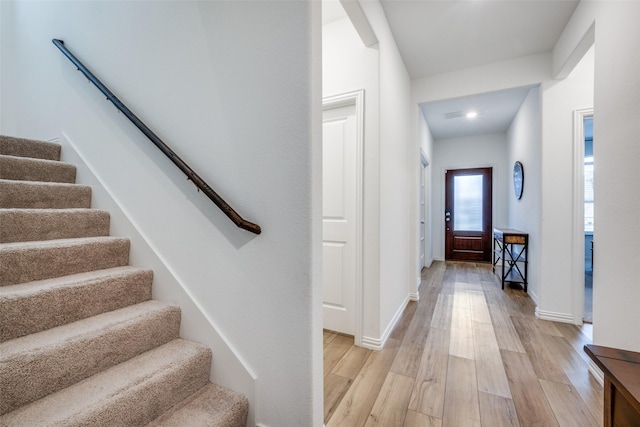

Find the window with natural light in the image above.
[{"left": 454, "top": 175, "right": 483, "bottom": 231}]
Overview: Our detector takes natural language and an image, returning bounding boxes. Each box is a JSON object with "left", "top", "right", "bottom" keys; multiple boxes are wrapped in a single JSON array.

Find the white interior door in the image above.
[{"left": 323, "top": 103, "right": 357, "bottom": 335}]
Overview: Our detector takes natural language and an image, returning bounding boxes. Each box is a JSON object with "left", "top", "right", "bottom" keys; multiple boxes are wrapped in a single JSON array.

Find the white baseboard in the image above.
[
  {"left": 409, "top": 291, "right": 419, "bottom": 301},
  {"left": 362, "top": 294, "right": 410, "bottom": 350},
  {"left": 535, "top": 307, "right": 574, "bottom": 323},
  {"left": 588, "top": 359, "right": 604, "bottom": 386}
]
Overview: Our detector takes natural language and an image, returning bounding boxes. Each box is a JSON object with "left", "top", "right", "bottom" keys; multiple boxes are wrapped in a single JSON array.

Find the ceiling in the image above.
[
  {"left": 322, "top": 0, "right": 580, "bottom": 140},
  {"left": 379, "top": 0, "right": 579, "bottom": 79},
  {"left": 420, "top": 85, "right": 536, "bottom": 140}
]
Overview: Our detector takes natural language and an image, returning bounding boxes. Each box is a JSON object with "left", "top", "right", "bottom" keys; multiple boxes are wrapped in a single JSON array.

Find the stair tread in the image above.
[
  {"left": 0, "top": 178, "right": 92, "bottom": 209},
  {"left": 0, "top": 135, "right": 61, "bottom": 161},
  {"left": 0, "top": 208, "right": 110, "bottom": 243},
  {"left": 0, "top": 236, "right": 130, "bottom": 287},
  {"left": 0, "top": 265, "right": 151, "bottom": 298},
  {"left": 0, "top": 207, "right": 107, "bottom": 214},
  {"left": 0, "top": 266, "right": 153, "bottom": 342},
  {"left": 0, "top": 339, "right": 211, "bottom": 426},
  {"left": 0, "top": 178, "right": 88, "bottom": 189},
  {"left": 0, "top": 299, "right": 178, "bottom": 358},
  {"left": 0, "top": 235, "right": 128, "bottom": 251},
  {"left": 147, "top": 383, "right": 248, "bottom": 427},
  {"left": 0, "top": 154, "right": 76, "bottom": 183}
]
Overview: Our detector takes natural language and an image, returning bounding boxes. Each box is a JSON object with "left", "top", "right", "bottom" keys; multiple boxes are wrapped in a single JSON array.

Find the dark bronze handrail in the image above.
[{"left": 52, "top": 39, "right": 261, "bottom": 235}]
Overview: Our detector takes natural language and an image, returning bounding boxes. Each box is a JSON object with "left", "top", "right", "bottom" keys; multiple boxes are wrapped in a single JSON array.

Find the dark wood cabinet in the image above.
[
  {"left": 585, "top": 344, "right": 640, "bottom": 427},
  {"left": 492, "top": 228, "right": 528, "bottom": 292}
]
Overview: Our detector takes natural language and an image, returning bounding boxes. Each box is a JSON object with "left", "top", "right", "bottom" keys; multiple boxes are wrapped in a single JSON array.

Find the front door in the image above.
[
  {"left": 445, "top": 167, "right": 492, "bottom": 262},
  {"left": 322, "top": 103, "right": 357, "bottom": 335}
]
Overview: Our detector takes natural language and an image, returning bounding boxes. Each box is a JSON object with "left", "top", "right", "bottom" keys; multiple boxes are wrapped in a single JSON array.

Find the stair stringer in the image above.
[{"left": 57, "top": 132, "right": 257, "bottom": 427}]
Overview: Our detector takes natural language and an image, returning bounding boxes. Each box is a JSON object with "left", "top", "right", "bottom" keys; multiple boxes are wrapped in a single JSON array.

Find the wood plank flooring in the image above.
[{"left": 324, "top": 261, "right": 603, "bottom": 427}]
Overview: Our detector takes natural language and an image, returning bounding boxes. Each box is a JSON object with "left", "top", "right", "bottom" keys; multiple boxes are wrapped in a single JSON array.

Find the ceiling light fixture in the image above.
[{"left": 466, "top": 111, "right": 478, "bottom": 119}]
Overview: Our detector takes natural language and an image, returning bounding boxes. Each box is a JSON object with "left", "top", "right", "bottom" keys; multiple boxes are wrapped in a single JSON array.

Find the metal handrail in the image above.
[{"left": 52, "top": 39, "right": 261, "bottom": 234}]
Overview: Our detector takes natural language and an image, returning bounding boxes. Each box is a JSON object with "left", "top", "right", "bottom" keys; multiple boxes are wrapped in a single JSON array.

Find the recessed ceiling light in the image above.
[{"left": 466, "top": 111, "right": 478, "bottom": 119}]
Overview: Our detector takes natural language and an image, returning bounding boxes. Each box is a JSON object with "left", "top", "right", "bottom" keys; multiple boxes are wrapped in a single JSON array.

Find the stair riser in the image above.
[
  {"left": 0, "top": 136, "right": 60, "bottom": 161},
  {"left": 0, "top": 269, "right": 153, "bottom": 342},
  {"left": 0, "top": 180, "right": 91, "bottom": 209},
  {"left": 0, "top": 239, "right": 130, "bottom": 286},
  {"left": 0, "top": 209, "right": 110, "bottom": 243},
  {"left": 0, "top": 305, "right": 182, "bottom": 414},
  {"left": 0, "top": 155, "right": 76, "bottom": 183}
]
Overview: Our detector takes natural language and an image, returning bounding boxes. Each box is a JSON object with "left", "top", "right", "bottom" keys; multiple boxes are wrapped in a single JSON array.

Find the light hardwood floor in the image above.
[{"left": 324, "top": 261, "right": 602, "bottom": 427}]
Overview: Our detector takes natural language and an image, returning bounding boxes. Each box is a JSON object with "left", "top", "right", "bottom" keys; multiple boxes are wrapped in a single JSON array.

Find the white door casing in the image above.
[
  {"left": 420, "top": 158, "right": 427, "bottom": 269},
  {"left": 322, "top": 90, "right": 363, "bottom": 342},
  {"left": 572, "top": 108, "right": 594, "bottom": 324}
]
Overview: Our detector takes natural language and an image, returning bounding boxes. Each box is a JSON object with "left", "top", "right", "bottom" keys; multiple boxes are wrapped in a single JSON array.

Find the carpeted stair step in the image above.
[
  {"left": 0, "top": 208, "right": 110, "bottom": 243},
  {"left": 0, "top": 266, "right": 153, "bottom": 342},
  {"left": 0, "top": 236, "right": 129, "bottom": 286},
  {"left": 0, "top": 339, "right": 211, "bottom": 426},
  {"left": 0, "top": 300, "right": 182, "bottom": 414},
  {"left": 0, "top": 154, "right": 76, "bottom": 183},
  {"left": 0, "top": 179, "right": 91, "bottom": 209},
  {"left": 147, "top": 382, "right": 249, "bottom": 427},
  {"left": 0, "top": 135, "right": 61, "bottom": 161}
]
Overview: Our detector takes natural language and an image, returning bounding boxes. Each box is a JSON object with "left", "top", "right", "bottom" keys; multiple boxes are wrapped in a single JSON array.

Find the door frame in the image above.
[
  {"left": 572, "top": 108, "right": 593, "bottom": 324},
  {"left": 420, "top": 149, "right": 430, "bottom": 272},
  {"left": 444, "top": 167, "right": 493, "bottom": 262},
  {"left": 322, "top": 89, "right": 364, "bottom": 346}
]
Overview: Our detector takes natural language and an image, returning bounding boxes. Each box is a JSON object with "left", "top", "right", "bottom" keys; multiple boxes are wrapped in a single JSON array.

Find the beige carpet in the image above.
[{"left": 0, "top": 135, "right": 248, "bottom": 426}]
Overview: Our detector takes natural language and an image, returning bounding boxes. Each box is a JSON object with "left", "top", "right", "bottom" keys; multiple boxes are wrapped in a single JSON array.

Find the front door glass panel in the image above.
[{"left": 453, "top": 174, "right": 483, "bottom": 231}]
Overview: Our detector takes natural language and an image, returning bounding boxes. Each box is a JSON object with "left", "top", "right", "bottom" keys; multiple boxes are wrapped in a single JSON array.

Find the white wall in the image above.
[
  {"left": 323, "top": 0, "right": 413, "bottom": 348},
  {"left": 322, "top": 15, "right": 382, "bottom": 344},
  {"left": 360, "top": 0, "right": 413, "bottom": 342},
  {"left": 507, "top": 87, "right": 542, "bottom": 300},
  {"left": 413, "top": 52, "right": 553, "bottom": 105},
  {"left": 431, "top": 133, "right": 509, "bottom": 261},
  {"left": 592, "top": 2, "right": 640, "bottom": 352},
  {"left": 536, "top": 48, "right": 594, "bottom": 321},
  {"left": 553, "top": 1, "right": 640, "bottom": 351},
  {"left": 0, "top": 2, "right": 322, "bottom": 426}
]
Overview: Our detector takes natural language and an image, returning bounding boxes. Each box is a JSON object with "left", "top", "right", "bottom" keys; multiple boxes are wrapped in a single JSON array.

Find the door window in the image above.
[{"left": 453, "top": 174, "right": 483, "bottom": 231}]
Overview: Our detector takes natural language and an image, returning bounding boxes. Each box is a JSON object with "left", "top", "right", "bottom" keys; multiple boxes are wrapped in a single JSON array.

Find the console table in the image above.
[
  {"left": 584, "top": 344, "right": 640, "bottom": 427},
  {"left": 492, "top": 228, "right": 528, "bottom": 292}
]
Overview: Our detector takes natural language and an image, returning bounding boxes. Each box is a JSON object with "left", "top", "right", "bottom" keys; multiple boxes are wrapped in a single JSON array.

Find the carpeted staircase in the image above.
[{"left": 0, "top": 135, "right": 248, "bottom": 426}]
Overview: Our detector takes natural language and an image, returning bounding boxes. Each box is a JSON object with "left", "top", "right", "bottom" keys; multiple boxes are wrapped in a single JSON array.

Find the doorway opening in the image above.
[
  {"left": 583, "top": 115, "right": 594, "bottom": 323},
  {"left": 420, "top": 151, "right": 430, "bottom": 270},
  {"left": 444, "top": 167, "right": 493, "bottom": 262},
  {"left": 573, "top": 107, "right": 594, "bottom": 324}
]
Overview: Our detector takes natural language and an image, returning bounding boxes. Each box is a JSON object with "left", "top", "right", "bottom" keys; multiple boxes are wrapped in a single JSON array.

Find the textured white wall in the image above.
[
  {"left": 322, "top": 16, "right": 382, "bottom": 341},
  {"left": 507, "top": 87, "right": 542, "bottom": 300},
  {"left": 323, "top": 0, "right": 413, "bottom": 346},
  {"left": 0, "top": 2, "right": 321, "bottom": 426},
  {"left": 554, "top": 0, "right": 640, "bottom": 351},
  {"left": 574, "top": 2, "right": 640, "bottom": 351},
  {"left": 360, "top": 0, "right": 413, "bottom": 341},
  {"left": 431, "top": 133, "right": 509, "bottom": 261},
  {"left": 537, "top": 48, "right": 594, "bottom": 321}
]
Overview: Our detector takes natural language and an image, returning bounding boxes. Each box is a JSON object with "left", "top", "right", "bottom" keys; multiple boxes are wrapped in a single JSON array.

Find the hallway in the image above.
[{"left": 324, "top": 262, "right": 603, "bottom": 426}]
